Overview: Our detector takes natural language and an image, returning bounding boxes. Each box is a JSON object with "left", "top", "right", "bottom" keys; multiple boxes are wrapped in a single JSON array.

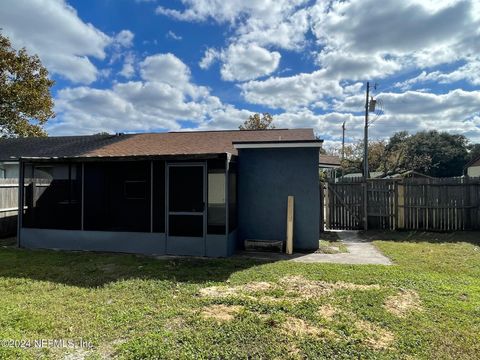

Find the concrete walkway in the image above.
[{"left": 238, "top": 231, "right": 392, "bottom": 265}]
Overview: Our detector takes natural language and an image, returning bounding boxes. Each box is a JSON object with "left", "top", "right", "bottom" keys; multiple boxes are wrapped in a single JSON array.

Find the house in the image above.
[
  {"left": 319, "top": 155, "right": 341, "bottom": 169},
  {"left": 386, "top": 170, "right": 432, "bottom": 179},
  {"left": 465, "top": 155, "right": 480, "bottom": 177},
  {"left": 2, "top": 129, "right": 322, "bottom": 257},
  {"left": 341, "top": 171, "right": 384, "bottom": 179},
  {"left": 318, "top": 154, "right": 341, "bottom": 179}
]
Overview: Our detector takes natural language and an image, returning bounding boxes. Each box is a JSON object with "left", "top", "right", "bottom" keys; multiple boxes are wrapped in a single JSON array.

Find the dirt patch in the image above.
[
  {"left": 201, "top": 304, "right": 243, "bottom": 322},
  {"left": 281, "top": 317, "right": 337, "bottom": 339},
  {"left": 355, "top": 319, "right": 395, "bottom": 350},
  {"left": 199, "top": 282, "right": 276, "bottom": 299},
  {"left": 280, "top": 275, "right": 381, "bottom": 299},
  {"left": 317, "top": 304, "right": 339, "bottom": 321},
  {"left": 198, "top": 286, "right": 239, "bottom": 298},
  {"left": 384, "top": 289, "right": 422, "bottom": 317}
]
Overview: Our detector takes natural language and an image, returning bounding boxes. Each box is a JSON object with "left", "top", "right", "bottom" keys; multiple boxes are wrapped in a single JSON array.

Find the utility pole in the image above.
[
  {"left": 341, "top": 121, "right": 346, "bottom": 178},
  {"left": 363, "top": 81, "right": 370, "bottom": 231},
  {"left": 364, "top": 81, "right": 370, "bottom": 179}
]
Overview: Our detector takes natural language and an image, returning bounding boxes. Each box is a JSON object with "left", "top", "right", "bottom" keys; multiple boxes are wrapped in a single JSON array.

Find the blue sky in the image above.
[{"left": 1, "top": 0, "right": 479, "bottom": 149}]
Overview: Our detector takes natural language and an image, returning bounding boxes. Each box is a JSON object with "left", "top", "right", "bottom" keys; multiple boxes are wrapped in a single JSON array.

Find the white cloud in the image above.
[
  {"left": 396, "top": 61, "right": 480, "bottom": 90},
  {"left": 114, "top": 30, "right": 135, "bottom": 48},
  {"left": 0, "top": 0, "right": 113, "bottom": 84},
  {"left": 331, "top": 89, "right": 480, "bottom": 141},
  {"left": 139, "top": 53, "right": 191, "bottom": 86},
  {"left": 119, "top": 53, "right": 136, "bottom": 78},
  {"left": 166, "top": 30, "right": 182, "bottom": 41},
  {"left": 310, "top": 0, "right": 480, "bottom": 75},
  {"left": 220, "top": 44, "right": 281, "bottom": 81},
  {"left": 240, "top": 70, "right": 344, "bottom": 110},
  {"left": 199, "top": 48, "right": 220, "bottom": 70},
  {"left": 49, "top": 53, "right": 250, "bottom": 135},
  {"left": 157, "top": 0, "right": 310, "bottom": 81}
]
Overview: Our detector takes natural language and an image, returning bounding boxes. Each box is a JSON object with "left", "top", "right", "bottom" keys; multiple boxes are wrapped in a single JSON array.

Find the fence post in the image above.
[
  {"left": 325, "top": 182, "right": 330, "bottom": 229},
  {"left": 464, "top": 176, "right": 471, "bottom": 230},
  {"left": 397, "top": 180, "right": 405, "bottom": 229},
  {"left": 363, "top": 180, "right": 368, "bottom": 230}
]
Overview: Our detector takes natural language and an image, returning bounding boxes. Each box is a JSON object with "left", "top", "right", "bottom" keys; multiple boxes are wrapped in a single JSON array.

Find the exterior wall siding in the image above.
[
  {"left": 467, "top": 166, "right": 480, "bottom": 177},
  {"left": 237, "top": 148, "right": 320, "bottom": 251}
]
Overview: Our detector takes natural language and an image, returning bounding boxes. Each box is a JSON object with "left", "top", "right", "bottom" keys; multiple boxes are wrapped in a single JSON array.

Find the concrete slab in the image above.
[{"left": 237, "top": 231, "right": 393, "bottom": 265}]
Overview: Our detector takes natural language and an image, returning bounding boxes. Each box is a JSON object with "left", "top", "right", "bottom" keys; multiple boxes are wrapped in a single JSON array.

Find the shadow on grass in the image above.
[
  {"left": 0, "top": 243, "right": 277, "bottom": 288},
  {"left": 358, "top": 230, "right": 480, "bottom": 245}
]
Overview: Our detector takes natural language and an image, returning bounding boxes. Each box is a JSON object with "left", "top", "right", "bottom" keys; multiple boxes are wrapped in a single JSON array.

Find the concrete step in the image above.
[{"left": 244, "top": 239, "right": 284, "bottom": 253}]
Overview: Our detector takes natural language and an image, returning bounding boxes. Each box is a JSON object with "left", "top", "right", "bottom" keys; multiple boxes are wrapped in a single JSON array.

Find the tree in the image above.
[
  {"left": 467, "top": 143, "right": 480, "bottom": 163},
  {"left": 239, "top": 113, "right": 275, "bottom": 130},
  {"left": 400, "top": 131, "right": 468, "bottom": 177},
  {"left": 0, "top": 33, "right": 54, "bottom": 137},
  {"left": 332, "top": 130, "right": 469, "bottom": 178}
]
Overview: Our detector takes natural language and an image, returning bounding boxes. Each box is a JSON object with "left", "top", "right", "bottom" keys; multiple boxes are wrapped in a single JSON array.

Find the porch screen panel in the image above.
[
  {"left": 228, "top": 161, "right": 237, "bottom": 232},
  {"left": 207, "top": 159, "right": 226, "bottom": 234},
  {"left": 84, "top": 161, "right": 150, "bottom": 232},
  {"left": 23, "top": 163, "right": 82, "bottom": 230},
  {"left": 152, "top": 160, "right": 165, "bottom": 233}
]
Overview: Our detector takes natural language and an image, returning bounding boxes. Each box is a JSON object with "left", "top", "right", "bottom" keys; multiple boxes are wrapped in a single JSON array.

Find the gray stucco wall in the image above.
[
  {"left": 20, "top": 228, "right": 166, "bottom": 255},
  {"left": 20, "top": 228, "right": 232, "bottom": 257},
  {"left": 237, "top": 148, "right": 320, "bottom": 250}
]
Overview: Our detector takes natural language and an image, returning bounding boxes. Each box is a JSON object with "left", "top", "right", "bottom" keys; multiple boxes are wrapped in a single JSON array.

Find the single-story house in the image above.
[
  {"left": 1, "top": 129, "right": 322, "bottom": 257},
  {"left": 318, "top": 154, "right": 341, "bottom": 179},
  {"left": 465, "top": 155, "right": 480, "bottom": 177}
]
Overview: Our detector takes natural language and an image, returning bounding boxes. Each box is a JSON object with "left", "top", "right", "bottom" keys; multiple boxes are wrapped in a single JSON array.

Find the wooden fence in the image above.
[
  {"left": 0, "top": 179, "right": 19, "bottom": 237},
  {"left": 325, "top": 177, "right": 480, "bottom": 231}
]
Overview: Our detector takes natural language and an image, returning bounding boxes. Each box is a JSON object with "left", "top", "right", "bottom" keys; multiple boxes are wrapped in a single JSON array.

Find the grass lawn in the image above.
[{"left": 0, "top": 232, "right": 479, "bottom": 359}]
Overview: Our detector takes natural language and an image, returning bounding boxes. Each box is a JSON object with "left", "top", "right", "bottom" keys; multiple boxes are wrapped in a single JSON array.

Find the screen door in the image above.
[{"left": 167, "top": 164, "right": 205, "bottom": 240}]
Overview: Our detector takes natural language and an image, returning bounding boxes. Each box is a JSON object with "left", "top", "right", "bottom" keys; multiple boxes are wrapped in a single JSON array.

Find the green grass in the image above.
[{"left": 0, "top": 232, "right": 479, "bottom": 359}]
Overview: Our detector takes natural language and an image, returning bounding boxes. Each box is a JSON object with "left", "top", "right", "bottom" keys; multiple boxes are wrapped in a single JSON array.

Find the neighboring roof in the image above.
[
  {"left": 342, "top": 171, "right": 384, "bottom": 179},
  {"left": 464, "top": 154, "right": 480, "bottom": 169},
  {"left": 0, "top": 129, "right": 316, "bottom": 160},
  {"left": 387, "top": 170, "right": 433, "bottom": 179},
  {"left": 319, "top": 154, "right": 341, "bottom": 168}
]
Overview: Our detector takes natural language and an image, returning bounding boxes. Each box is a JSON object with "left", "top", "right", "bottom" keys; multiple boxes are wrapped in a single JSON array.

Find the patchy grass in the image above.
[{"left": 0, "top": 232, "right": 479, "bottom": 359}]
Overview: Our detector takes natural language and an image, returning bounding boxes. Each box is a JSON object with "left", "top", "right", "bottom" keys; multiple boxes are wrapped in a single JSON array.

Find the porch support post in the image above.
[
  {"left": 225, "top": 154, "right": 230, "bottom": 236},
  {"left": 17, "top": 159, "right": 25, "bottom": 248},
  {"left": 81, "top": 162, "right": 84, "bottom": 231},
  {"left": 150, "top": 160, "right": 153, "bottom": 233}
]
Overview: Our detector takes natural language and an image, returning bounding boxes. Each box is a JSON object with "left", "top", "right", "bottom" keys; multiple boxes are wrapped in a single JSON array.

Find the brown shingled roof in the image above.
[
  {"left": 0, "top": 129, "right": 316, "bottom": 160},
  {"left": 319, "top": 154, "right": 341, "bottom": 167}
]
